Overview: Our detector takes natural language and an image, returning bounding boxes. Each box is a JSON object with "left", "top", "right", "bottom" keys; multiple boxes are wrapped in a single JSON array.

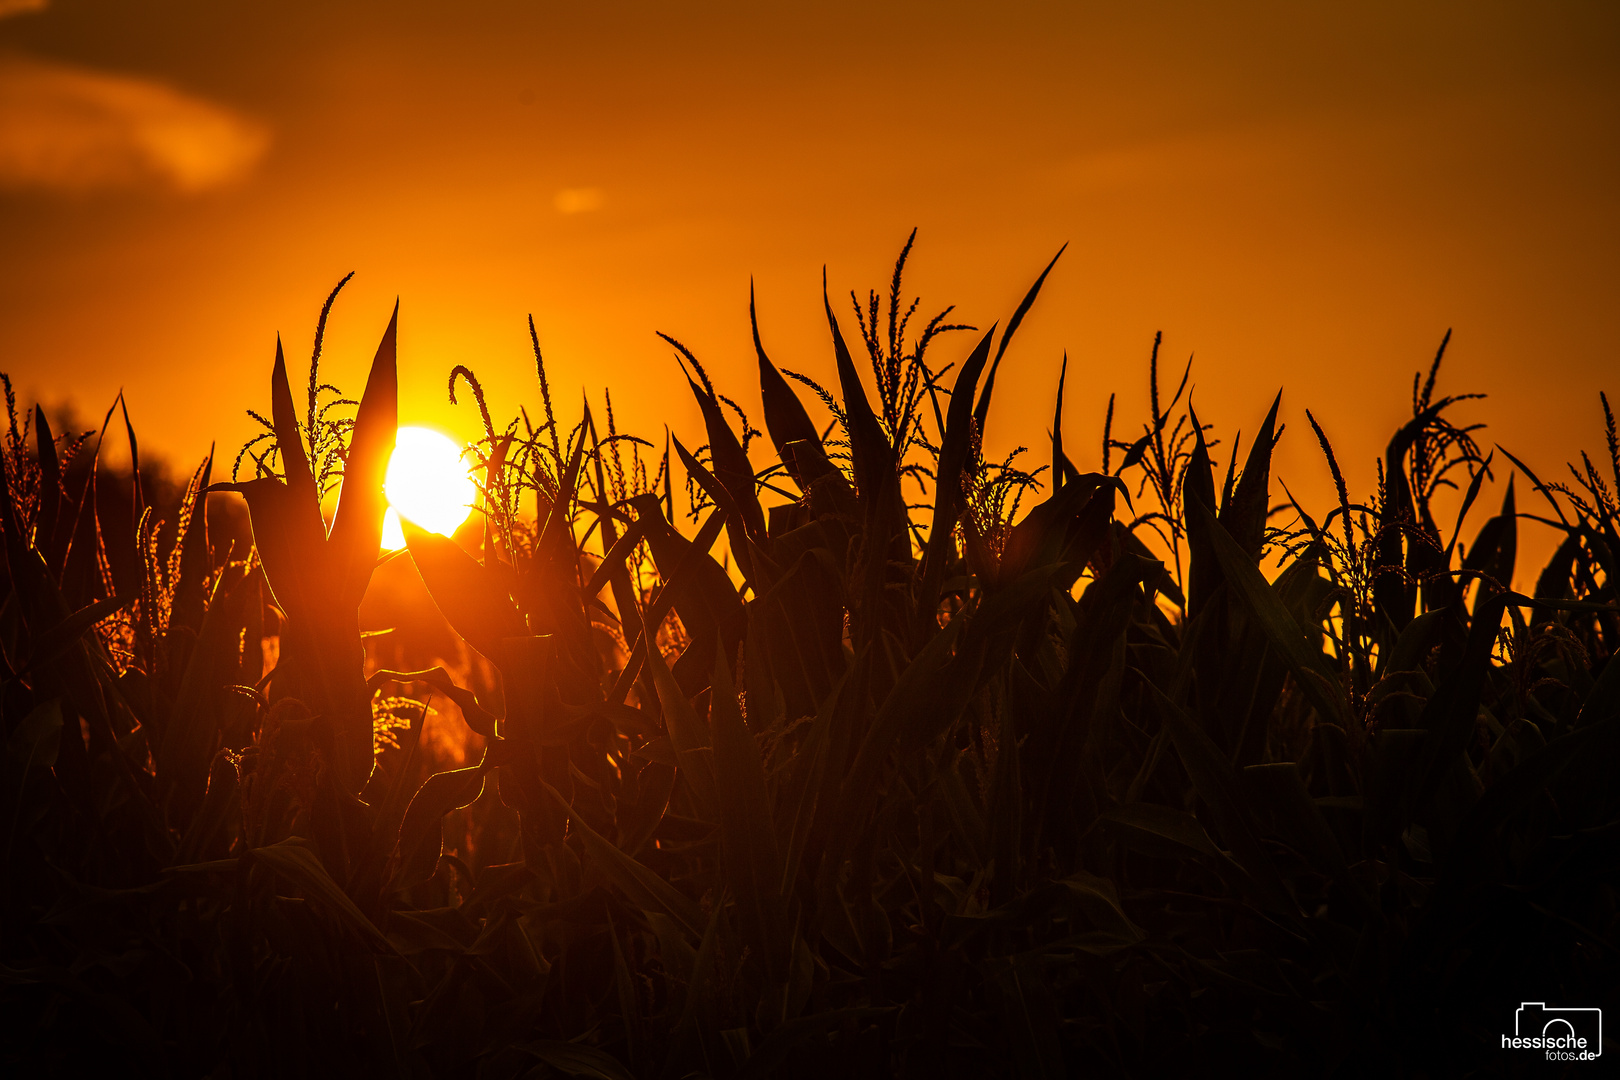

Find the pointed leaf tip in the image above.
[
  {"left": 329, "top": 302, "right": 400, "bottom": 603},
  {"left": 269, "top": 335, "right": 315, "bottom": 496}
]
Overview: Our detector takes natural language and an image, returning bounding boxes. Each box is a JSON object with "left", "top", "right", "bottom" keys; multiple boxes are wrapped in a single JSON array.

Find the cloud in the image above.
[
  {"left": 553, "top": 186, "right": 605, "bottom": 214},
  {"left": 0, "top": 1, "right": 48, "bottom": 20},
  {"left": 0, "top": 54, "right": 270, "bottom": 193}
]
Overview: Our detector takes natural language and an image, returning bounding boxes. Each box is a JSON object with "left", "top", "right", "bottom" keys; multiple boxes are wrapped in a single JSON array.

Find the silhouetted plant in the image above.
[{"left": 2, "top": 240, "right": 1615, "bottom": 1079}]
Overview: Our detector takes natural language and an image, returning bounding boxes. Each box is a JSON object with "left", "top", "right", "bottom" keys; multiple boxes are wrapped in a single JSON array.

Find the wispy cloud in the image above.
[{"left": 0, "top": 54, "right": 270, "bottom": 193}]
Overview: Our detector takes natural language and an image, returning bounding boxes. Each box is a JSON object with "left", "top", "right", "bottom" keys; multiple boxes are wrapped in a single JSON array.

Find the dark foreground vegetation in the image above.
[{"left": 2, "top": 241, "right": 1615, "bottom": 1077}]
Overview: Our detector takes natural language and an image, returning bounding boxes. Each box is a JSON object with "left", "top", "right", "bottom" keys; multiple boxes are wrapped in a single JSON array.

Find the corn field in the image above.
[{"left": 1, "top": 241, "right": 1615, "bottom": 1077}]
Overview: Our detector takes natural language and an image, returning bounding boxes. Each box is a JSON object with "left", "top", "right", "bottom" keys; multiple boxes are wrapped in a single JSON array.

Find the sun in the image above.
[{"left": 380, "top": 426, "right": 478, "bottom": 550}]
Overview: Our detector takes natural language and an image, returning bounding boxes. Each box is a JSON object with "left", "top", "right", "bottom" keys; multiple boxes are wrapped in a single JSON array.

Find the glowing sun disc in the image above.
[{"left": 381, "top": 426, "right": 477, "bottom": 550}]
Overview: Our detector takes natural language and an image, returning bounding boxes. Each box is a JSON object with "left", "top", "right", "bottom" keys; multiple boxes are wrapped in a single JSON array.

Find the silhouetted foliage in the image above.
[{"left": 1, "top": 244, "right": 1614, "bottom": 1077}]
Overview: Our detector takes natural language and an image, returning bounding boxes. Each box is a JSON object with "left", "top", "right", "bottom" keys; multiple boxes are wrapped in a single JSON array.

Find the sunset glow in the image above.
[
  {"left": 3, "top": 5, "right": 1617, "bottom": 1073},
  {"left": 380, "top": 425, "right": 477, "bottom": 549}
]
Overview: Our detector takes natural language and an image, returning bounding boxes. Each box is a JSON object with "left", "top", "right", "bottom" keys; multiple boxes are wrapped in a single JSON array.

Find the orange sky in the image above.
[{"left": 2, "top": 1, "right": 1617, "bottom": 580}]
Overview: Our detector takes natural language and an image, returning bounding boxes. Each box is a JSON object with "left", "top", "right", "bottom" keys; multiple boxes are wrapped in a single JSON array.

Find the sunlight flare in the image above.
[{"left": 381, "top": 425, "right": 477, "bottom": 549}]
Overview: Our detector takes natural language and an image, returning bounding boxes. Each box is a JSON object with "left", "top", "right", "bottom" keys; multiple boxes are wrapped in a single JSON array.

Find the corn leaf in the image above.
[
  {"left": 1197, "top": 502, "right": 1355, "bottom": 731},
  {"left": 752, "top": 282, "right": 834, "bottom": 488},
  {"left": 403, "top": 520, "right": 525, "bottom": 659},
  {"left": 541, "top": 781, "right": 703, "bottom": 938},
  {"left": 972, "top": 244, "right": 1065, "bottom": 437},
  {"left": 393, "top": 760, "right": 487, "bottom": 888},
  {"left": 518, "top": 1040, "right": 635, "bottom": 1080},
  {"left": 330, "top": 302, "right": 398, "bottom": 605},
  {"left": 708, "top": 642, "right": 787, "bottom": 980},
  {"left": 248, "top": 838, "right": 394, "bottom": 952}
]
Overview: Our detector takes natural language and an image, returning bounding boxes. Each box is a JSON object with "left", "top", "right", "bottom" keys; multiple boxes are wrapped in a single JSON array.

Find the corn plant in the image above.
[{"left": 2, "top": 244, "right": 1616, "bottom": 1078}]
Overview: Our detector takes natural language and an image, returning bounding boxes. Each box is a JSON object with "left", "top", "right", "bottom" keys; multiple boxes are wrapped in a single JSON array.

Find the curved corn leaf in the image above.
[
  {"left": 248, "top": 838, "right": 394, "bottom": 952},
  {"left": 541, "top": 780, "right": 703, "bottom": 938},
  {"left": 753, "top": 281, "right": 833, "bottom": 488},
  {"left": 672, "top": 357, "right": 765, "bottom": 541},
  {"left": 972, "top": 243, "right": 1066, "bottom": 437},
  {"left": 403, "top": 519, "right": 525, "bottom": 660},
  {"left": 394, "top": 759, "right": 487, "bottom": 888},
  {"left": 1101, "top": 801, "right": 1221, "bottom": 860},
  {"left": 212, "top": 476, "right": 331, "bottom": 621},
  {"left": 22, "top": 594, "right": 131, "bottom": 674},
  {"left": 369, "top": 665, "right": 499, "bottom": 739},
  {"left": 672, "top": 434, "right": 775, "bottom": 589}
]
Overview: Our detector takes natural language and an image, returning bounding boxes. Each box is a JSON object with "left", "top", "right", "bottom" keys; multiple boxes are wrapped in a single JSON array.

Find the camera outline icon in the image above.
[{"left": 1515, "top": 1002, "right": 1603, "bottom": 1056}]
